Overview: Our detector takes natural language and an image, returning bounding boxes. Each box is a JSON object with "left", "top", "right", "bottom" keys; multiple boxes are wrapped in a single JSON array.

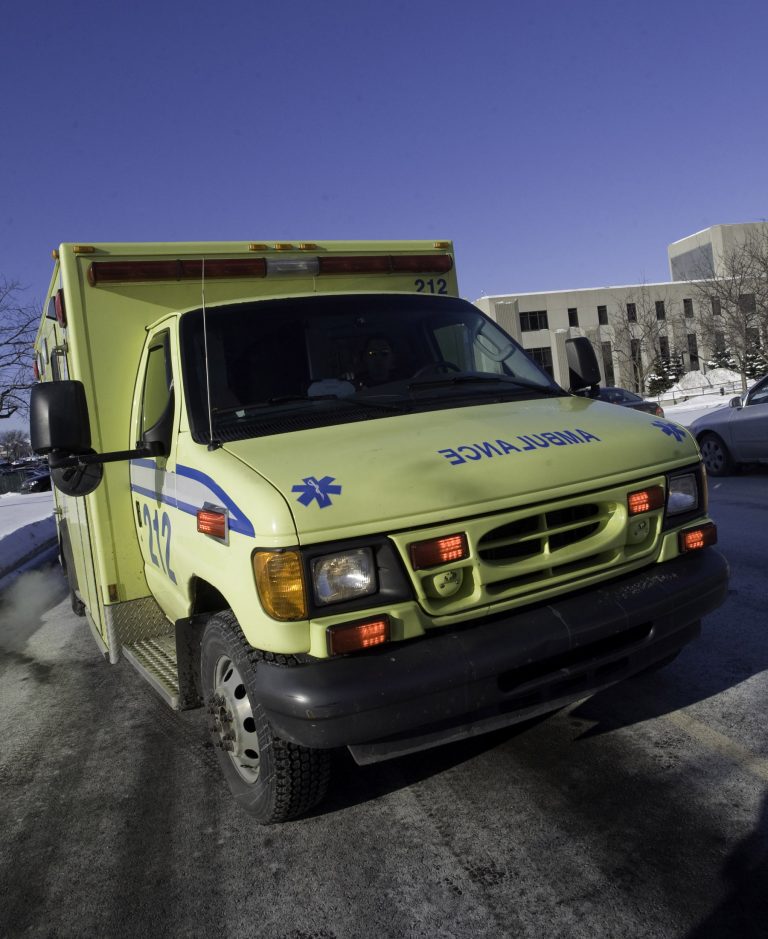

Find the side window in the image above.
[
  {"left": 747, "top": 379, "right": 768, "bottom": 407},
  {"left": 433, "top": 323, "right": 471, "bottom": 369},
  {"left": 140, "top": 331, "right": 173, "bottom": 438}
]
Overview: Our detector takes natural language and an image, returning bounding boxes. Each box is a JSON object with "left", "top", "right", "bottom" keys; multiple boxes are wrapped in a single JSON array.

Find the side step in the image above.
[{"left": 123, "top": 634, "right": 180, "bottom": 709}]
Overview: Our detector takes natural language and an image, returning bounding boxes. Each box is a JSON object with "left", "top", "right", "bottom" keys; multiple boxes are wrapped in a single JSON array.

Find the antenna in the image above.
[{"left": 201, "top": 258, "right": 218, "bottom": 450}]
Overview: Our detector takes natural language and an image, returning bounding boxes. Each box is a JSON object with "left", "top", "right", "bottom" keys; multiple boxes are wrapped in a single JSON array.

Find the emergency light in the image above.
[
  {"left": 87, "top": 253, "right": 453, "bottom": 285},
  {"left": 327, "top": 616, "right": 390, "bottom": 656},
  {"left": 409, "top": 533, "right": 469, "bottom": 570},
  {"left": 627, "top": 486, "right": 665, "bottom": 515},
  {"left": 679, "top": 523, "right": 717, "bottom": 553}
]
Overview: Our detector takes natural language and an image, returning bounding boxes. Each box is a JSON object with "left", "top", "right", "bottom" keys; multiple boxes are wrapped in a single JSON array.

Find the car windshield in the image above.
[{"left": 180, "top": 293, "right": 564, "bottom": 443}]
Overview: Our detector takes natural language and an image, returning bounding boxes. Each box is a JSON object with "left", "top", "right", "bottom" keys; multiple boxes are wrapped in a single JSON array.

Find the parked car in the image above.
[
  {"left": 20, "top": 468, "right": 52, "bottom": 493},
  {"left": 689, "top": 373, "right": 768, "bottom": 475},
  {"left": 596, "top": 386, "right": 664, "bottom": 417}
]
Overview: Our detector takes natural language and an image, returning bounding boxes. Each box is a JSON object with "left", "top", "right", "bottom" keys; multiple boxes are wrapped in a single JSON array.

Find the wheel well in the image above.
[{"left": 190, "top": 577, "right": 230, "bottom": 616}]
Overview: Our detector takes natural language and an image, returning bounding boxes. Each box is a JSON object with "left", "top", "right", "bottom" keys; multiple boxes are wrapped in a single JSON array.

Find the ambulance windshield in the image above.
[{"left": 179, "top": 293, "right": 564, "bottom": 443}]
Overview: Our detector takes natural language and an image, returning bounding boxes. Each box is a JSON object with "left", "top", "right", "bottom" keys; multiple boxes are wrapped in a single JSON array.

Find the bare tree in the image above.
[
  {"left": 0, "top": 428, "right": 31, "bottom": 460},
  {"left": 0, "top": 279, "right": 38, "bottom": 419},
  {"left": 608, "top": 283, "right": 686, "bottom": 393},
  {"left": 685, "top": 229, "right": 768, "bottom": 392}
]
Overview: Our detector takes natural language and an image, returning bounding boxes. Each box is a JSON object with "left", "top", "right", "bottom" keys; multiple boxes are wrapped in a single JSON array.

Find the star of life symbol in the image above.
[
  {"left": 291, "top": 475, "right": 342, "bottom": 508},
  {"left": 651, "top": 420, "right": 687, "bottom": 442}
]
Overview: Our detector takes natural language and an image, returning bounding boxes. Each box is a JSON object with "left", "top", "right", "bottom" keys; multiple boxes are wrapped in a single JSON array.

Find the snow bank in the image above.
[
  {"left": 0, "top": 493, "right": 57, "bottom": 591},
  {"left": 668, "top": 369, "right": 742, "bottom": 395}
]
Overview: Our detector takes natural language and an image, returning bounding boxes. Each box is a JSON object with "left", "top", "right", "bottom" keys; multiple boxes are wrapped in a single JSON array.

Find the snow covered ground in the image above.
[
  {"left": 662, "top": 394, "right": 733, "bottom": 427},
  {"left": 0, "top": 492, "right": 56, "bottom": 592}
]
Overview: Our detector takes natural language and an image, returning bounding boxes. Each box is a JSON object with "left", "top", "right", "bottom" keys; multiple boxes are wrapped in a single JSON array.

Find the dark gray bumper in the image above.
[{"left": 254, "top": 549, "right": 729, "bottom": 762}]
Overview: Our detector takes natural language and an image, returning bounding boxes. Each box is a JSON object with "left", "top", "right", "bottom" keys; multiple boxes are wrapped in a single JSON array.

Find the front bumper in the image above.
[{"left": 254, "top": 549, "right": 729, "bottom": 763}]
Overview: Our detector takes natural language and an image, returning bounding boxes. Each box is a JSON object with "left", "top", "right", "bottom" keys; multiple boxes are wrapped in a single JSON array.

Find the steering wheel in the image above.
[{"left": 411, "top": 361, "right": 461, "bottom": 379}]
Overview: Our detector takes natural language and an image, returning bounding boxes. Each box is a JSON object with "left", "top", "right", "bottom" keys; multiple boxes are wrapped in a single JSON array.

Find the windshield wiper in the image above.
[
  {"left": 408, "top": 374, "right": 562, "bottom": 396},
  {"left": 213, "top": 392, "right": 411, "bottom": 418}
]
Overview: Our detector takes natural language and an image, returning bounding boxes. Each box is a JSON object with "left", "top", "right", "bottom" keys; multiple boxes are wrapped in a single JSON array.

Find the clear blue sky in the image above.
[{"left": 2, "top": 0, "right": 767, "bottom": 308}]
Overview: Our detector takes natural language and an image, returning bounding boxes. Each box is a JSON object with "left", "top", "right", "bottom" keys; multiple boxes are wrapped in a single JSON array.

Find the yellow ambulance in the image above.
[{"left": 31, "top": 240, "right": 728, "bottom": 822}]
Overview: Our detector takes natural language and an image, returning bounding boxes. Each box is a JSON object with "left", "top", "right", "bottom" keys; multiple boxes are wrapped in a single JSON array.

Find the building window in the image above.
[
  {"left": 659, "top": 336, "right": 670, "bottom": 360},
  {"left": 631, "top": 338, "right": 642, "bottom": 391},
  {"left": 601, "top": 341, "right": 615, "bottom": 385},
  {"left": 519, "top": 311, "right": 549, "bottom": 332},
  {"left": 626, "top": 303, "right": 637, "bottom": 323},
  {"left": 683, "top": 298, "right": 694, "bottom": 318},
  {"left": 528, "top": 346, "right": 553, "bottom": 377},
  {"left": 655, "top": 300, "right": 666, "bottom": 321},
  {"left": 568, "top": 307, "right": 579, "bottom": 328},
  {"left": 687, "top": 333, "right": 699, "bottom": 370},
  {"left": 711, "top": 297, "right": 722, "bottom": 316},
  {"left": 714, "top": 331, "right": 726, "bottom": 352},
  {"left": 739, "top": 293, "right": 756, "bottom": 314},
  {"left": 597, "top": 305, "right": 608, "bottom": 326}
]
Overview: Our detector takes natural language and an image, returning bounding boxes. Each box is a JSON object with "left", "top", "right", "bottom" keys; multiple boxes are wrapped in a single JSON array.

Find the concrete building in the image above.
[
  {"left": 668, "top": 222, "right": 768, "bottom": 281},
  {"left": 474, "top": 222, "right": 766, "bottom": 392}
]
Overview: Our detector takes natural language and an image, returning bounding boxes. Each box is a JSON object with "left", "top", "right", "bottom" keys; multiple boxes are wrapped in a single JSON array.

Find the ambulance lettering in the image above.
[{"left": 437, "top": 429, "right": 602, "bottom": 465}]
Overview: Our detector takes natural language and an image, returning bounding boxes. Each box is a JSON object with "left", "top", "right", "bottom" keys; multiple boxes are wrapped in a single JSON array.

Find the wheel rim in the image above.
[
  {"left": 701, "top": 437, "right": 725, "bottom": 473},
  {"left": 210, "top": 655, "right": 261, "bottom": 783}
]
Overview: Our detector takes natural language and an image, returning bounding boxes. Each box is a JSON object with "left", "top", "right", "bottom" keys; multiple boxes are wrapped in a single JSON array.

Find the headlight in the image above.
[
  {"left": 667, "top": 472, "right": 699, "bottom": 515},
  {"left": 312, "top": 548, "right": 376, "bottom": 605}
]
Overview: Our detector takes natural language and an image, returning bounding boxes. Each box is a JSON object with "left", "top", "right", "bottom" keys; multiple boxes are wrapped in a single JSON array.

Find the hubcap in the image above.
[
  {"left": 208, "top": 655, "right": 261, "bottom": 783},
  {"left": 701, "top": 439, "right": 724, "bottom": 472}
]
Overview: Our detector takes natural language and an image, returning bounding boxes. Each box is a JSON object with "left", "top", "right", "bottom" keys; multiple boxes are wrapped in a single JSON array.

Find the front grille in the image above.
[
  {"left": 478, "top": 503, "right": 601, "bottom": 564},
  {"left": 391, "top": 478, "right": 664, "bottom": 618}
]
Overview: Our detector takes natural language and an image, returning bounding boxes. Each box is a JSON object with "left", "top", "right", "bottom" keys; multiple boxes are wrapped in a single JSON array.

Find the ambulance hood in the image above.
[{"left": 223, "top": 396, "right": 697, "bottom": 541}]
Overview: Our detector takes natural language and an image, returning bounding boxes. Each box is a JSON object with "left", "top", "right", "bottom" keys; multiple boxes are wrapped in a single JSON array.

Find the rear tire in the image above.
[
  {"left": 200, "top": 610, "right": 331, "bottom": 823},
  {"left": 698, "top": 432, "right": 735, "bottom": 477}
]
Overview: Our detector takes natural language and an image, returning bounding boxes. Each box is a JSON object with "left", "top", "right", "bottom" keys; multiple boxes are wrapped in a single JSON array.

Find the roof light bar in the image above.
[
  {"left": 87, "top": 253, "right": 453, "bottom": 286},
  {"left": 319, "top": 254, "right": 453, "bottom": 275},
  {"left": 88, "top": 258, "right": 268, "bottom": 285}
]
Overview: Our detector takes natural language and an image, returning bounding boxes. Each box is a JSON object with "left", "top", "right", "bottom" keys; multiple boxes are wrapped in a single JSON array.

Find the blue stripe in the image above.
[
  {"left": 130, "top": 460, "right": 255, "bottom": 538},
  {"left": 130, "top": 483, "right": 179, "bottom": 507}
]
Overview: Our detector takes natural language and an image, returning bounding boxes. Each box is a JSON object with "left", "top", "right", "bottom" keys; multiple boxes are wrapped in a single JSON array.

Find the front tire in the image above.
[
  {"left": 698, "top": 432, "right": 735, "bottom": 476},
  {"left": 200, "top": 611, "right": 331, "bottom": 823}
]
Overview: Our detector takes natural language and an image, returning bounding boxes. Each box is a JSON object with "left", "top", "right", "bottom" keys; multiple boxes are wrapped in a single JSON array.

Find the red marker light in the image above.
[
  {"left": 627, "top": 486, "right": 665, "bottom": 515},
  {"left": 54, "top": 289, "right": 67, "bottom": 328},
  {"left": 409, "top": 533, "right": 469, "bottom": 570},
  {"left": 679, "top": 523, "right": 717, "bottom": 553},
  {"left": 327, "top": 616, "right": 390, "bottom": 656},
  {"left": 197, "top": 509, "right": 227, "bottom": 539}
]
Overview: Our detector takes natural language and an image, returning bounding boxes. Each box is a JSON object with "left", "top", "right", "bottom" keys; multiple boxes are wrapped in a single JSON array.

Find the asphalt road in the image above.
[{"left": 1, "top": 471, "right": 766, "bottom": 939}]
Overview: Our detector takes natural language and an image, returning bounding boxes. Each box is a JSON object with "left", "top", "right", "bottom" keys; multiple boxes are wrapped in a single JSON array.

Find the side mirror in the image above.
[
  {"left": 30, "top": 382, "right": 104, "bottom": 496},
  {"left": 728, "top": 396, "right": 742, "bottom": 409},
  {"left": 30, "top": 381, "right": 91, "bottom": 455},
  {"left": 566, "top": 337, "right": 601, "bottom": 393},
  {"left": 30, "top": 380, "right": 157, "bottom": 497}
]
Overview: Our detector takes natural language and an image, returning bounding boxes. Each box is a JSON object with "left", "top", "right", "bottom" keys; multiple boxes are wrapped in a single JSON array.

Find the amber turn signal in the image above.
[{"left": 252, "top": 550, "right": 307, "bottom": 621}]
